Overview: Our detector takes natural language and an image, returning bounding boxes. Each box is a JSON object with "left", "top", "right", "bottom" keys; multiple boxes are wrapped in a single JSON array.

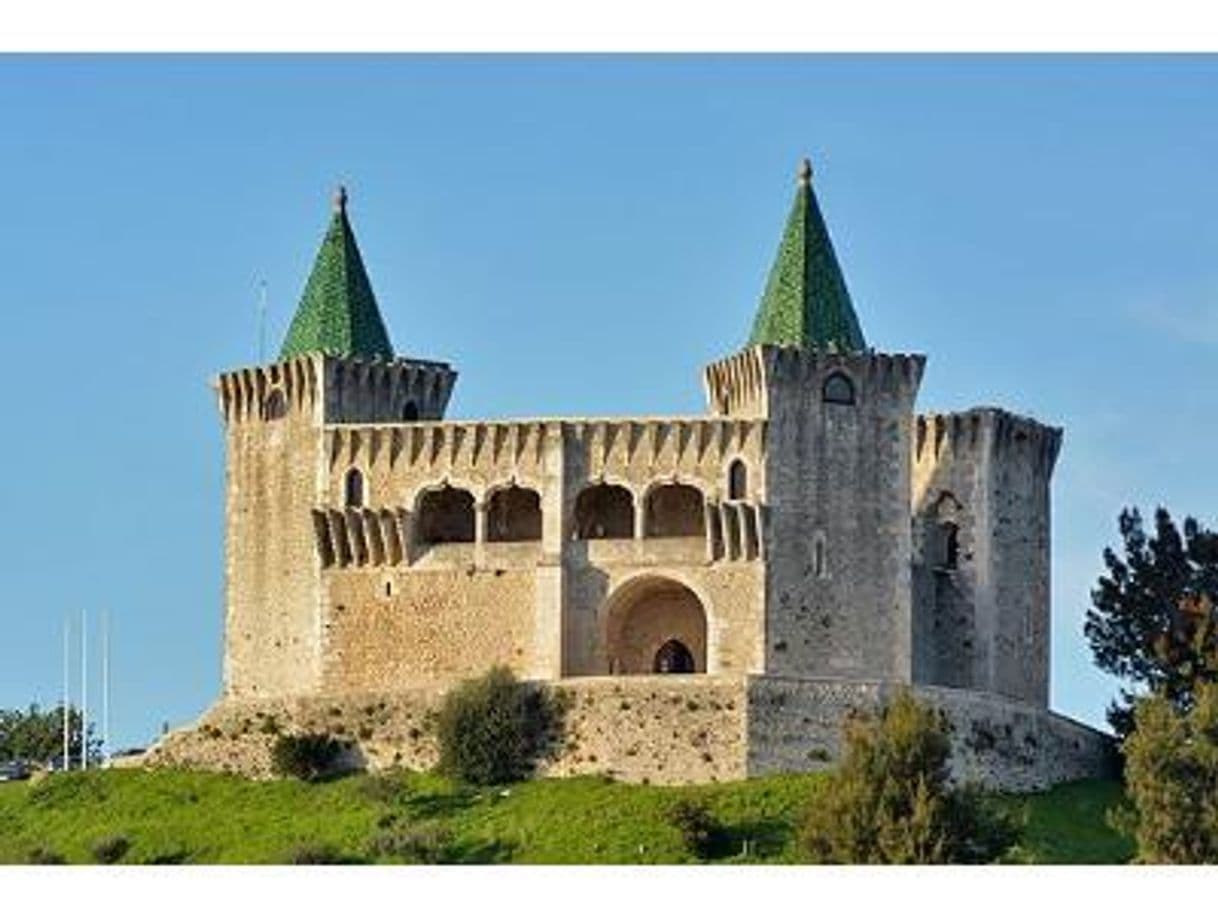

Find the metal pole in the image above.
[
  {"left": 80, "top": 609, "right": 87, "bottom": 772},
  {"left": 62, "top": 616, "right": 69, "bottom": 772},
  {"left": 102, "top": 610, "right": 110, "bottom": 767}
]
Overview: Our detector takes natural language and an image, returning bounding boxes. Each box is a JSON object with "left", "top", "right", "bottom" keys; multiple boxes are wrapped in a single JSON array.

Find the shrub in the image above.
[
  {"left": 271, "top": 733, "right": 346, "bottom": 782},
  {"left": 91, "top": 834, "right": 131, "bottom": 864},
  {"left": 664, "top": 798, "right": 724, "bottom": 859},
  {"left": 435, "top": 666, "right": 565, "bottom": 786},
  {"left": 799, "top": 690, "right": 1019, "bottom": 864},
  {"left": 1118, "top": 682, "right": 1218, "bottom": 863},
  {"left": 369, "top": 822, "right": 454, "bottom": 863},
  {"left": 26, "top": 845, "right": 65, "bottom": 865}
]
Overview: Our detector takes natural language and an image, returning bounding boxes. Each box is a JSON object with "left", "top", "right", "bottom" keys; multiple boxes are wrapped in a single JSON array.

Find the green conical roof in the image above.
[
  {"left": 280, "top": 187, "right": 395, "bottom": 360},
  {"left": 748, "top": 159, "right": 866, "bottom": 351}
]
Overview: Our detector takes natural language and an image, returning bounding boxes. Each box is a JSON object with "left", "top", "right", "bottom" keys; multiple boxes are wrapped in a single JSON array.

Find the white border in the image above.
[{"left": 2, "top": 1, "right": 1218, "bottom": 52}]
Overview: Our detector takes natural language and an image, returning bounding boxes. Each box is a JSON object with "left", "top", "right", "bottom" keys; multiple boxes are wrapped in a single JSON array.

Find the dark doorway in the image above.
[{"left": 653, "top": 639, "right": 696, "bottom": 674}]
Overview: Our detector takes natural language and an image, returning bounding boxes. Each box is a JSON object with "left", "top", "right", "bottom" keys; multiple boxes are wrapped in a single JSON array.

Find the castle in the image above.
[{"left": 148, "top": 160, "right": 1112, "bottom": 789}]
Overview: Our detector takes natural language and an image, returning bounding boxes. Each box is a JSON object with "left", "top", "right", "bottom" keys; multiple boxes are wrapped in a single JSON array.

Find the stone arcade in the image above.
[{"left": 146, "top": 161, "right": 1112, "bottom": 789}]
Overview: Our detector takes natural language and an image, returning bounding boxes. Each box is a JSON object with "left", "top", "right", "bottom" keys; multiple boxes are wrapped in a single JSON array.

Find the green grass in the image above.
[{"left": 0, "top": 769, "right": 1133, "bottom": 865}]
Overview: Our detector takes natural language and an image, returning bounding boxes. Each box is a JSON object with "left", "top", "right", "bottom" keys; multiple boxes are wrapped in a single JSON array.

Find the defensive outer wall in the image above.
[{"left": 142, "top": 675, "right": 1114, "bottom": 791}]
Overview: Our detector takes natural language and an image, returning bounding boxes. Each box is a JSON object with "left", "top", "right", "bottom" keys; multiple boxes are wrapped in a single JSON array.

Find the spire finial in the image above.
[
  {"left": 333, "top": 185, "right": 348, "bottom": 214},
  {"left": 797, "top": 157, "right": 813, "bottom": 187}
]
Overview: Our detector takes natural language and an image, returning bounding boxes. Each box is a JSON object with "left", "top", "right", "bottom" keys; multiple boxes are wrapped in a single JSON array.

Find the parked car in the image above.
[{"left": 0, "top": 760, "right": 30, "bottom": 781}]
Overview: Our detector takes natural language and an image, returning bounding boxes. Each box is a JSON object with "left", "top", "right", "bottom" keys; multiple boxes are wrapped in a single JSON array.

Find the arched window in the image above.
[
  {"left": 574, "top": 483, "right": 634, "bottom": 540},
  {"left": 822, "top": 372, "right": 856, "bottom": 405},
  {"left": 653, "top": 639, "right": 696, "bottom": 674},
  {"left": 938, "top": 521, "right": 959, "bottom": 570},
  {"left": 401, "top": 400, "right": 419, "bottom": 421},
  {"left": 486, "top": 485, "right": 542, "bottom": 542},
  {"left": 416, "top": 486, "right": 476, "bottom": 545},
  {"left": 263, "top": 388, "right": 288, "bottom": 421},
  {"left": 344, "top": 468, "right": 365, "bottom": 508},
  {"left": 932, "top": 491, "right": 962, "bottom": 571},
  {"left": 727, "top": 459, "right": 747, "bottom": 500},
  {"left": 644, "top": 483, "right": 704, "bottom": 538},
  {"left": 813, "top": 537, "right": 827, "bottom": 578}
]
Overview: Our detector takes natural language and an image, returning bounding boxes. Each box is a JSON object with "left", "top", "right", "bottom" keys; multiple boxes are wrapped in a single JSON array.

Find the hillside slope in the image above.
[{"left": 0, "top": 770, "right": 1132, "bottom": 864}]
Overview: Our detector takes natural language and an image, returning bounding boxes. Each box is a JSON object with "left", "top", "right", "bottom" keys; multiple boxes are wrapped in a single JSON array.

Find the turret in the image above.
[
  {"left": 215, "top": 187, "right": 456, "bottom": 699},
  {"left": 911, "top": 408, "right": 1061, "bottom": 707},
  {"left": 706, "top": 159, "right": 925, "bottom": 682}
]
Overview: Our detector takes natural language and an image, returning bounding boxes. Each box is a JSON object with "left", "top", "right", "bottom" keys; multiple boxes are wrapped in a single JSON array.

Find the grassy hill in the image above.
[{"left": 0, "top": 769, "right": 1133, "bottom": 864}]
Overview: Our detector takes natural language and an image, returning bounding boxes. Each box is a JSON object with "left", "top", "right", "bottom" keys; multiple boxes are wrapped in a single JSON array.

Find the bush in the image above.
[
  {"left": 369, "top": 822, "right": 455, "bottom": 863},
  {"left": 799, "top": 690, "right": 1019, "bottom": 864},
  {"left": 271, "top": 733, "right": 346, "bottom": 782},
  {"left": 1118, "top": 682, "right": 1218, "bottom": 863},
  {"left": 26, "top": 845, "right": 65, "bottom": 865},
  {"left": 664, "top": 799, "right": 725, "bottom": 859},
  {"left": 91, "top": 833, "right": 131, "bottom": 864},
  {"left": 435, "top": 666, "right": 565, "bottom": 786}
]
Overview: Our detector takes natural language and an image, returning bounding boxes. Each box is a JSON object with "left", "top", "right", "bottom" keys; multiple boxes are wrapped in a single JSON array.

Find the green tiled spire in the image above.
[
  {"left": 280, "top": 187, "right": 395, "bottom": 360},
  {"left": 748, "top": 159, "right": 866, "bottom": 352}
]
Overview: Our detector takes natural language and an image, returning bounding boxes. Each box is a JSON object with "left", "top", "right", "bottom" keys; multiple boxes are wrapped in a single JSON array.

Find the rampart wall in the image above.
[{"left": 145, "top": 676, "right": 1113, "bottom": 792}]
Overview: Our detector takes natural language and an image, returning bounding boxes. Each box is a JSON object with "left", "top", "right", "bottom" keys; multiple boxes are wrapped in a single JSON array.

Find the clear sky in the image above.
[{"left": 1, "top": 55, "right": 1215, "bottom": 752}]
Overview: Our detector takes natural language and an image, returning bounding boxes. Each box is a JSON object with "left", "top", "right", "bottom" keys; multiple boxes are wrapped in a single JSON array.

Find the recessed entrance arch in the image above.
[{"left": 604, "top": 576, "right": 708, "bottom": 675}]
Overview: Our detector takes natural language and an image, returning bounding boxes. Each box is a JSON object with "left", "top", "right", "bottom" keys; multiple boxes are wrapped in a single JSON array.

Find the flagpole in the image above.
[
  {"left": 102, "top": 610, "right": 110, "bottom": 767},
  {"left": 80, "top": 608, "right": 87, "bottom": 772},
  {"left": 62, "top": 615, "right": 70, "bottom": 772}
]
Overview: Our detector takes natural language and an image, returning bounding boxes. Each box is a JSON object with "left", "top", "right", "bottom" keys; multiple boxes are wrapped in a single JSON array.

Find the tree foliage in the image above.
[
  {"left": 1117, "top": 682, "right": 1218, "bottom": 863},
  {"left": 435, "top": 666, "right": 565, "bottom": 786},
  {"left": 1085, "top": 507, "right": 1218, "bottom": 736},
  {"left": 800, "top": 690, "right": 1019, "bottom": 864},
  {"left": 0, "top": 704, "right": 101, "bottom": 766}
]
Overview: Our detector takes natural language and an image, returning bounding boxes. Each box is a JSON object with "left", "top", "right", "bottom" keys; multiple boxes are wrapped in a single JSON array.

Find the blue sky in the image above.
[{"left": 1, "top": 55, "right": 1215, "bottom": 751}]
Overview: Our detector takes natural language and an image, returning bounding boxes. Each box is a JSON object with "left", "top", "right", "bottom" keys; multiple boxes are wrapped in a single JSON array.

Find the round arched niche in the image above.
[{"left": 603, "top": 576, "right": 708, "bottom": 675}]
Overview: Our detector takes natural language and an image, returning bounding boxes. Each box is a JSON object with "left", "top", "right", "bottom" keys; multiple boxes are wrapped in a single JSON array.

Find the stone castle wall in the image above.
[
  {"left": 745, "top": 677, "right": 1114, "bottom": 792},
  {"left": 311, "top": 415, "right": 768, "bottom": 687},
  {"left": 144, "top": 675, "right": 1112, "bottom": 791}
]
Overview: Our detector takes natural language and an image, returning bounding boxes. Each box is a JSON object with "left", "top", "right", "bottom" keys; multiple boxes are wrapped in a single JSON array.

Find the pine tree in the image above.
[{"left": 1085, "top": 507, "right": 1218, "bottom": 736}]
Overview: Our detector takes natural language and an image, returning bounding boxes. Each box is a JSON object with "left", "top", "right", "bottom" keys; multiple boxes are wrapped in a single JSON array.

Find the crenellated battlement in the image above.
[
  {"left": 704, "top": 347, "right": 769, "bottom": 417},
  {"left": 569, "top": 416, "right": 766, "bottom": 479},
  {"left": 215, "top": 356, "right": 320, "bottom": 423},
  {"left": 324, "top": 419, "right": 555, "bottom": 474},
  {"left": 323, "top": 354, "right": 457, "bottom": 424},
  {"left": 704, "top": 344, "right": 925, "bottom": 418},
  {"left": 914, "top": 407, "right": 1062, "bottom": 479},
  {"left": 321, "top": 416, "right": 766, "bottom": 480},
  {"left": 215, "top": 354, "right": 458, "bottom": 427}
]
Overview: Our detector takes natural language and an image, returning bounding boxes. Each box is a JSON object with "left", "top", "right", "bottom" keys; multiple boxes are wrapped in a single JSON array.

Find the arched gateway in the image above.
[{"left": 603, "top": 576, "right": 708, "bottom": 674}]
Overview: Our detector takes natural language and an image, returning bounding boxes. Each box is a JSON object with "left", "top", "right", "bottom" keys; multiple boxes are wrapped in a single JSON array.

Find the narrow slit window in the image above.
[
  {"left": 345, "top": 468, "right": 365, "bottom": 508},
  {"left": 728, "top": 459, "right": 747, "bottom": 500}
]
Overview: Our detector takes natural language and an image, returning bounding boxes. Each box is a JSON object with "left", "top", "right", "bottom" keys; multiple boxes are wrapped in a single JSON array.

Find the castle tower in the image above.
[
  {"left": 214, "top": 188, "right": 456, "bottom": 699},
  {"left": 705, "top": 159, "right": 925, "bottom": 682},
  {"left": 911, "top": 409, "right": 1060, "bottom": 707}
]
